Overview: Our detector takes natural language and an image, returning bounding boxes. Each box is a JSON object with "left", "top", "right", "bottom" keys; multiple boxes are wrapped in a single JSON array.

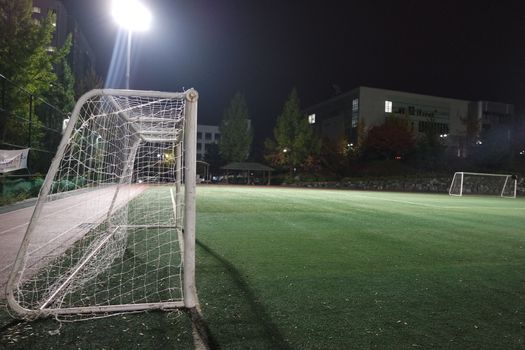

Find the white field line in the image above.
[
  {"left": 170, "top": 188, "right": 184, "bottom": 256},
  {"left": 351, "top": 194, "right": 525, "bottom": 210}
]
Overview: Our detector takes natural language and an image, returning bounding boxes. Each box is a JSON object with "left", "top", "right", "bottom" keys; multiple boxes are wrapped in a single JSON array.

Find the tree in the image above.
[
  {"left": 203, "top": 142, "right": 225, "bottom": 174},
  {"left": 219, "top": 92, "right": 253, "bottom": 162},
  {"left": 0, "top": 0, "right": 69, "bottom": 152},
  {"left": 362, "top": 115, "right": 415, "bottom": 160},
  {"left": 75, "top": 67, "right": 104, "bottom": 99},
  {"left": 265, "top": 88, "right": 320, "bottom": 174}
]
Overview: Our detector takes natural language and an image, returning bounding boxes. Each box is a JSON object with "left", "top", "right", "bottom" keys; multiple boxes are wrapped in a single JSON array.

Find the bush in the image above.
[
  {"left": 0, "top": 177, "right": 44, "bottom": 206},
  {"left": 30, "top": 178, "right": 44, "bottom": 196}
]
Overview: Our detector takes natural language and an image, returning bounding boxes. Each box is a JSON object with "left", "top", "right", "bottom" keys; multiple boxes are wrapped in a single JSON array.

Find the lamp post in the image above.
[{"left": 111, "top": 0, "right": 152, "bottom": 89}]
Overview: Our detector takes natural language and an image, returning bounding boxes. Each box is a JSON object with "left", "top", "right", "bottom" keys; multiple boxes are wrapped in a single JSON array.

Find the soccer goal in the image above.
[
  {"left": 448, "top": 172, "right": 517, "bottom": 198},
  {"left": 6, "top": 89, "right": 198, "bottom": 319}
]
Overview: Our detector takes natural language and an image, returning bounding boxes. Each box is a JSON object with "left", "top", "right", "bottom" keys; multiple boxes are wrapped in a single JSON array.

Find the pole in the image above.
[
  {"left": 183, "top": 89, "right": 198, "bottom": 308},
  {"left": 28, "top": 95, "right": 33, "bottom": 148},
  {"left": 126, "top": 30, "right": 132, "bottom": 89}
]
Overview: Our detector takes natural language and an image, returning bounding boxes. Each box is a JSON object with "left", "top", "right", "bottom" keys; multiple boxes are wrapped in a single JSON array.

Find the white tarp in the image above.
[{"left": 0, "top": 149, "right": 29, "bottom": 173}]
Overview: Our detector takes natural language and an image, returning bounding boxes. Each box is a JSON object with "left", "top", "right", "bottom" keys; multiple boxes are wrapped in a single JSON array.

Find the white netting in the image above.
[
  {"left": 449, "top": 172, "right": 517, "bottom": 198},
  {"left": 7, "top": 90, "right": 196, "bottom": 319}
]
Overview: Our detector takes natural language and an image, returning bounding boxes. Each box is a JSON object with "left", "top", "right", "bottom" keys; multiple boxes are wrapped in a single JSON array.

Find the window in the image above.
[
  {"left": 385, "top": 100, "right": 392, "bottom": 113},
  {"left": 197, "top": 132, "right": 202, "bottom": 139},
  {"left": 351, "top": 116, "right": 358, "bottom": 128},
  {"left": 418, "top": 121, "right": 449, "bottom": 134},
  {"left": 214, "top": 133, "right": 221, "bottom": 141},
  {"left": 308, "top": 114, "right": 316, "bottom": 124},
  {"left": 205, "top": 132, "right": 212, "bottom": 140},
  {"left": 33, "top": 6, "right": 41, "bottom": 13},
  {"left": 197, "top": 143, "right": 202, "bottom": 151},
  {"left": 352, "top": 98, "right": 359, "bottom": 112}
]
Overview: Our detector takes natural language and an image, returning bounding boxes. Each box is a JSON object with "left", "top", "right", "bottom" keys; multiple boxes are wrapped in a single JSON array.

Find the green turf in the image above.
[
  {"left": 195, "top": 186, "right": 525, "bottom": 349},
  {"left": 1, "top": 186, "right": 524, "bottom": 349}
]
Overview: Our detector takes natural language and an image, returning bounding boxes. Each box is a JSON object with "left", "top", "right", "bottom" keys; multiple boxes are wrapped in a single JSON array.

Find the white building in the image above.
[
  {"left": 304, "top": 86, "right": 514, "bottom": 157},
  {"left": 197, "top": 124, "right": 220, "bottom": 160}
]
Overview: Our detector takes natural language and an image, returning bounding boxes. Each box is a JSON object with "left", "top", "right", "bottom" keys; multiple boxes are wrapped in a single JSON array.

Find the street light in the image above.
[{"left": 111, "top": 0, "right": 152, "bottom": 89}]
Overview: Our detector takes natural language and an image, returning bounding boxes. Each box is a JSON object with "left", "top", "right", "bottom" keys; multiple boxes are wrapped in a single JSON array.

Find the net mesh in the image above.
[
  {"left": 8, "top": 91, "right": 192, "bottom": 318},
  {"left": 449, "top": 172, "right": 516, "bottom": 197}
]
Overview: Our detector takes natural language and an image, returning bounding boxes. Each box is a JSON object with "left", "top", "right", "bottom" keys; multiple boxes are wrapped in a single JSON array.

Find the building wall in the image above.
[
  {"left": 32, "top": 0, "right": 96, "bottom": 82},
  {"left": 357, "top": 86, "right": 470, "bottom": 139},
  {"left": 197, "top": 125, "right": 220, "bottom": 160},
  {"left": 32, "top": 0, "right": 68, "bottom": 51},
  {"left": 305, "top": 87, "right": 518, "bottom": 155},
  {"left": 470, "top": 101, "right": 514, "bottom": 135}
]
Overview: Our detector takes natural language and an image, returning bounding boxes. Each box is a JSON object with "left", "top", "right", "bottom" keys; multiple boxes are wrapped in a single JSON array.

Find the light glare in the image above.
[{"left": 112, "top": 0, "right": 152, "bottom": 32}]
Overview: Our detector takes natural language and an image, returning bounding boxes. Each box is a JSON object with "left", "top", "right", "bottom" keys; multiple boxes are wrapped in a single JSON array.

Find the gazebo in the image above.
[{"left": 221, "top": 162, "right": 274, "bottom": 185}]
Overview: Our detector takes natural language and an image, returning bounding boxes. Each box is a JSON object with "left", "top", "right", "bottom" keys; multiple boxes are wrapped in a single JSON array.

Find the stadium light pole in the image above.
[{"left": 111, "top": 0, "right": 152, "bottom": 89}]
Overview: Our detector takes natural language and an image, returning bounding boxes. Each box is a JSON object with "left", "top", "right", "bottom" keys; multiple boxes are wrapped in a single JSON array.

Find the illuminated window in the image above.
[
  {"left": 352, "top": 98, "right": 359, "bottom": 111},
  {"left": 308, "top": 114, "right": 316, "bottom": 124},
  {"left": 33, "top": 7, "right": 41, "bottom": 13},
  {"left": 385, "top": 100, "right": 392, "bottom": 113}
]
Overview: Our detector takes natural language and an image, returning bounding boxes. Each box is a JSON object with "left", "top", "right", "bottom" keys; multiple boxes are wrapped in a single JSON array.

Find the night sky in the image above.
[{"left": 63, "top": 0, "right": 525, "bottom": 145}]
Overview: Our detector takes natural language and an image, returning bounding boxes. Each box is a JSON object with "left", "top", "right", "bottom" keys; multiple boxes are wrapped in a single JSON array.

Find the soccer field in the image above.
[
  {"left": 195, "top": 186, "right": 525, "bottom": 349},
  {"left": 1, "top": 185, "right": 524, "bottom": 349}
]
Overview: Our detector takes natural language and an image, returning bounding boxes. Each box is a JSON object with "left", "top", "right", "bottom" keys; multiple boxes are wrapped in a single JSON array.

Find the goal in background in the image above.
[
  {"left": 449, "top": 172, "right": 517, "bottom": 198},
  {"left": 6, "top": 89, "right": 198, "bottom": 319}
]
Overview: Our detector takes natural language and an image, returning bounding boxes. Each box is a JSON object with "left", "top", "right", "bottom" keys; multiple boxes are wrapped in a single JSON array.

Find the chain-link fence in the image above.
[
  {"left": 0, "top": 73, "right": 68, "bottom": 174},
  {"left": 0, "top": 73, "right": 69, "bottom": 204}
]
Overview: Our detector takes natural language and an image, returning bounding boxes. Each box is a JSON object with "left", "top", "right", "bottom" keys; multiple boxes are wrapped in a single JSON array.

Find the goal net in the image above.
[
  {"left": 7, "top": 89, "right": 198, "bottom": 319},
  {"left": 449, "top": 172, "right": 517, "bottom": 198}
]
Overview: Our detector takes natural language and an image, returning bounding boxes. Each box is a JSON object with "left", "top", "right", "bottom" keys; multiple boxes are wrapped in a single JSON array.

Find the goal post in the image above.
[
  {"left": 6, "top": 88, "right": 199, "bottom": 319},
  {"left": 449, "top": 172, "right": 517, "bottom": 198}
]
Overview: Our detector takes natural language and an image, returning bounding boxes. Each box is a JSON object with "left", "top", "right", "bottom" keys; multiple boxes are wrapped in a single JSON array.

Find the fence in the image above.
[{"left": 0, "top": 73, "right": 68, "bottom": 175}]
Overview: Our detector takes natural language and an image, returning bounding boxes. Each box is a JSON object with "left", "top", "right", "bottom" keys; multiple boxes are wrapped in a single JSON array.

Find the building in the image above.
[
  {"left": 197, "top": 125, "right": 220, "bottom": 160},
  {"left": 304, "top": 86, "right": 514, "bottom": 157},
  {"left": 32, "top": 0, "right": 96, "bottom": 83}
]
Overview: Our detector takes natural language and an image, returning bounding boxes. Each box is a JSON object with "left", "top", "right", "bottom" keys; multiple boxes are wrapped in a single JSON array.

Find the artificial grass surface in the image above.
[
  {"left": 195, "top": 186, "right": 525, "bottom": 349},
  {"left": 1, "top": 185, "right": 524, "bottom": 349}
]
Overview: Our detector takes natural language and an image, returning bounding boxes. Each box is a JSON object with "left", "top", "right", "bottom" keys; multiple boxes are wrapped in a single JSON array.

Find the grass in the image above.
[
  {"left": 194, "top": 186, "right": 525, "bottom": 349},
  {"left": 1, "top": 185, "right": 525, "bottom": 349}
]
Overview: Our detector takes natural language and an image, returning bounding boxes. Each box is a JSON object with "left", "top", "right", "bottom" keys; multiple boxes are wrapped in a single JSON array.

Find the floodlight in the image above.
[{"left": 112, "top": 0, "right": 152, "bottom": 32}]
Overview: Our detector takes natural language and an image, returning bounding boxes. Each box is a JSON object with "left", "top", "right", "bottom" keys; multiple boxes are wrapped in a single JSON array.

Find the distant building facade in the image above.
[
  {"left": 32, "top": 0, "right": 96, "bottom": 83},
  {"left": 197, "top": 125, "right": 220, "bottom": 160},
  {"left": 304, "top": 86, "right": 514, "bottom": 157}
]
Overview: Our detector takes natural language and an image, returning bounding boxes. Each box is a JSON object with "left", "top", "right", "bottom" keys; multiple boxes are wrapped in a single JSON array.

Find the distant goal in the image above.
[
  {"left": 448, "top": 172, "right": 517, "bottom": 198},
  {"left": 7, "top": 88, "right": 198, "bottom": 319}
]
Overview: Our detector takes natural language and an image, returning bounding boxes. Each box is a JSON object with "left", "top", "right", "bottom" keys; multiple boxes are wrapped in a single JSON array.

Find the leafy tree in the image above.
[
  {"left": 203, "top": 142, "right": 225, "bottom": 174},
  {"left": 362, "top": 115, "right": 415, "bottom": 160},
  {"left": 265, "top": 88, "right": 320, "bottom": 174},
  {"left": 412, "top": 115, "right": 447, "bottom": 170},
  {"left": 219, "top": 92, "right": 253, "bottom": 162},
  {"left": 319, "top": 137, "right": 351, "bottom": 177},
  {"left": 0, "top": 0, "right": 69, "bottom": 152},
  {"left": 356, "top": 117, "right": 367, "bottom": 151},
  {"left": 75, "top": 67, "right": 104, "bottom": 99}
]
